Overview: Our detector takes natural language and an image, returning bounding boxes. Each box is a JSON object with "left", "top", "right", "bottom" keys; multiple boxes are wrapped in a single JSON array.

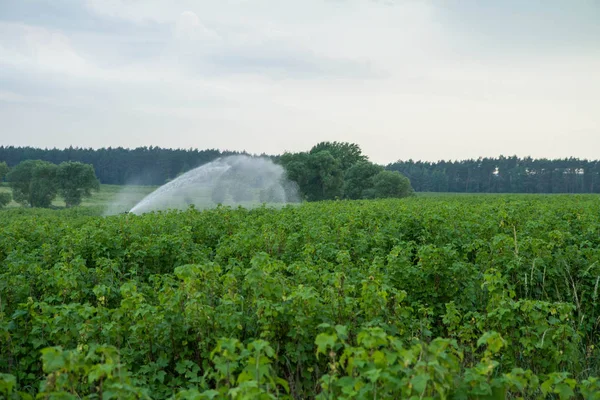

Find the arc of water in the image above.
[{"left": 127, "top": 155, "right": 300, "bottom": 214}]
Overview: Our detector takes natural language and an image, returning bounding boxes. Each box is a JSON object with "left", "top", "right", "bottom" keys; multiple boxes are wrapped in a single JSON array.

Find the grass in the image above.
[
  {"left": 79, "top": 184, "right": 158, "bottom": 208},
  {"left": 2, "top": 184, "right": 588, "bottom": 215},
  {"left": 0, "top": 183, "right": 157, "bottom": 214},
  {"left": 0, "top": 184, "right": 289, "bottom": 214}
]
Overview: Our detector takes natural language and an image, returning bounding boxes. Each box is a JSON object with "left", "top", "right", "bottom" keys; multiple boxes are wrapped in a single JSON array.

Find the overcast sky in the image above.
[{"left": 0, "top": 0, "right": 598, "bottom": 163}]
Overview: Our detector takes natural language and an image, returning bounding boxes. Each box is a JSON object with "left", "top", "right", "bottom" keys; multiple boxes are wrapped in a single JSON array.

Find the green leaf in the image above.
[
  {"left": 156, "top": 370, "right": 166, "bottom": 383},
  {"left": 315, "top": 333, "right": 337, "bottom": 357},
  {"left": 88, "top": 364, "right": 114, "bottom": 383},
  {"left": 477, "top": 331, "right": 505, "bottom": 354},
  {"left": 40, "top": 347, "right": 66, "bottom": 373},
  {"left": 0, "top": 373, "right": 17, "bottom": 394},
  {"left": 334, "top": 325, "right": 348, "bottom": 341},
  {"left": 200, "top": 389, "right": 221, "bottom": 399},
  {"left": 411, "top": 373, "right": 429, "bottom": 394},
  {"left": 364, "top": 368, "right": 382, "bottom": 383},
  {"left": 555, "top": 383, "right": 575, "bottom": 399}
]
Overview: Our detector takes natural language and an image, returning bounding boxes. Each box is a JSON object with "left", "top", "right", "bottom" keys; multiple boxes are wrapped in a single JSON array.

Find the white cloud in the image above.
[
  {"left": 84, "top": 0, "right": 181, "bottom": 24},
  {"left": 0, "top": 1, "right": 599, "bottom": 162},
  {"left": 174, "top": 11, "right": 220, "bottom": 42},
  {"left": 0, "top": 23, "right": 88, "bottom": 76},
  {"left": 0, "top": 90, "right": 51, "bottom": 104}
]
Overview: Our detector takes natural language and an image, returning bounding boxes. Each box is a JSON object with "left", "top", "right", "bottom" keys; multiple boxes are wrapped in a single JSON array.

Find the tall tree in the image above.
[
  {"left": 56, "top": 161, "right": 100, "bottom": 207},
  {"left": 281, "top": 143, "right": 371, "bottom": 201},
  {"left": 343, "top": 161, "right": 383, "bottom": 199},
  {"left": 0, "top": 162, "right": 10, "bottom": 208},
  {"left": 387, "top": 156, "right": 600, "bottom": 194},
  {"left": 280, "top": 143, "right": 416, "bottom": 201},
  {"left": 278, "top": 152, "right": 311, "bottom": 200},
  {"left": 368, "top": 170, "right": 414, "bottom": 199},
  {"left": 309, "top": 142, "right": 367, "bottom": 170},
  {"left": 0, "top": 192, "right": 10, "bottom": 208},
  {"left": 0, "top": 146, "right": 231, "bottom": 186},
  {"left": 306, "top": 151, "right": 344, "bottom": 201},
  {"left": 7, "top": 160, "right": 58, "bottom": 207},
  {"left": 0, "top": 161, "right": 8, "bottom": 182}
]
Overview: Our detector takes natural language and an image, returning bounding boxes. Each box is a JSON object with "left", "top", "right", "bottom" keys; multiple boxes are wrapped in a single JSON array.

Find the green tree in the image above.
[
  {"left": 368, "top": 170, "right": 414, "bottom": 199},
  {"left": 309, "top": 141, "right": 367, "bottom": 170},
  {"left": 0, "top": 192, "right": 10, "bottom": 208},
  {"left": 0, "top": 162, "right": 9, "bottom": 207},
  {"left": 279, "top": 152, "right": 311, "bottom": 200},
  {"left": 306, "top": 151, "right": 343, "bottom": 201},
  {"left": 0, "top": 161, "right": 8, "bottom": 181},
  {"left": 7, "top": 160, "right": 58, "bottom": 207},
  {"left": 343, "top": 161, "right": 383, "bottom": 199},
  {"left": 56, "top": 161, "right": 100, "bottom": 207},
  {"left": 280, "top": 143, "right": 375, "bottom": 201}
]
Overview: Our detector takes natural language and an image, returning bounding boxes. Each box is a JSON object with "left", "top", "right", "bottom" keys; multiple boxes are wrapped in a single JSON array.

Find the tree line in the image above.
[
  {"left": 387, "top": 156, "right": 600, "bottom": 193},
  {"left": 0, "top": 142, "right": 414, "bottom": 208},
  {"left": 0, "top": 160, "right": 99, "bottom": 208},
  {"left": 0, "top": 162, "right": 9, "bottom": 208},
  {"left": 3, "top": 145, "right": 600, "bottom": 197},
  {"left": 0, "top": 146, "right": 241, "bottom": 186}
]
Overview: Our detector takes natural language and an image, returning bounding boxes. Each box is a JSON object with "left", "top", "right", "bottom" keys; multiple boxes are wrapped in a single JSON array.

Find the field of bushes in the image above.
[{"left": 1, "top": 195, "right": 600, "bottom": 398}]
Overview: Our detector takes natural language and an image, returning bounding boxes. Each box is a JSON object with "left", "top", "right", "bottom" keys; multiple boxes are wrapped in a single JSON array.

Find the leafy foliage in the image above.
[
  {"left": 0, "top": 192, "right": 10, "bottom": 208},
  {"left": 56, "top": 161, "right": 101, "bottom": 207},
  {"left": 388, "top": 156, "right": 600, "bottom": 193},
  {"left": 5, "top": 160, "right": 99, "bottom": 208},
  {"left": 368, "top": 170, "right": 414, "bottom": 199},
  {"left": 0, "top": 161, "right": 8, "bottom": 181},
  {"left": 280, "top": 142, "right": 413, "bottom": 201},
  {"left": 7, "top": 159, "right": 58, "bottom": 207},
  {"left": 309, "top": 142, "right": 367, "bottom": 170},
  {"left": 1, "top": 195, "right": 600, "bottom": 398},
  {"left": 4, "top": 146, "right": 600, "bottom": 193},
  {"left": 342, "top": 161, "right": 383, "bottom": 200},
  {"left": 0, "top": 146, "right": 237, "bottom": 186}
]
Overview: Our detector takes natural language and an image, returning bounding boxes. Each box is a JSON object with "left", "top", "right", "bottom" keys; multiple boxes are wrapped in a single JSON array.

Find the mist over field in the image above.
[{"left": 127, "top": 155, "right": 300, "bottom": 214}]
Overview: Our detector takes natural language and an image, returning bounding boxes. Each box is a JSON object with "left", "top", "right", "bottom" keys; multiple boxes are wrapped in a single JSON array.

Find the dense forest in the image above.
[
  {"left": 388, "top": 157, "right": 600, "bottom": 193},
  {"left": 2, "top": 146, "right": 600, "bottom": 193},
  {"left": 0, "top": 143, "right": 414, "bottom": 207},
  {"left": 0, "top": 146, "right": 241, "bottom": 186}
]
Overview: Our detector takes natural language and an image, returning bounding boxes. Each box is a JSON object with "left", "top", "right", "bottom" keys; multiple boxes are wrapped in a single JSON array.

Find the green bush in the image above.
[
  {"left": 1, "top": 195, "right": 599, "bottom": 398},
  {"left": 0, "top": 192, "right": 10, "bottom": 208}
]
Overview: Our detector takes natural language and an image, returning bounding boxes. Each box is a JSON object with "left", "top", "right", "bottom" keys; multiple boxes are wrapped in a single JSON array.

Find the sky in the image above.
[{"left": 0, "top": 0, "right": 599, "bottom": 164}]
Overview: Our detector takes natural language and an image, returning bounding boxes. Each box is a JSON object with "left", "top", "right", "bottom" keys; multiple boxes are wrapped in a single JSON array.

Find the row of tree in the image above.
[
  {"left": 3, "top": 145, "right": 599, "bottom": 194},
  {"left": 0, "top": 142, "right": 414, "bottom": 209},
  {"left": 278, "top": 142, "right": 413, "bottom": 201},
  {"left": 0, "top": 162, "right": 10, "bottom": 208},
  {"left": 387, "top": 157, "right": 600, "bottom": 193},
  {"left": 0, "top": 160, "right": 99, "bottom": 208},
  {"left": 0, "top": 146, "right": 242, "bottom": 186},
  {"left": 4, "top": 145, "right": 599, "bottom": 200}
]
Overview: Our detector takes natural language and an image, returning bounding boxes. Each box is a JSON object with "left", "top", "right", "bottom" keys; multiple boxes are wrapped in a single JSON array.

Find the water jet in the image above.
[{"left": 128, "top": 155, "right": 299, "bottom": 214}]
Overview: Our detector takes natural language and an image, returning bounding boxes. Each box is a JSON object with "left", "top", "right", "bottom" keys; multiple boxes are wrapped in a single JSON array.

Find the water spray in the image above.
[{"left": 127, "top": 155, "right": 300, "bottom": 214}]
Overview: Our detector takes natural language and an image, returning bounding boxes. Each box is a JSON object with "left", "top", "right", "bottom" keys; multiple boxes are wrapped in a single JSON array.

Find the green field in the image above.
[
  {"left": 1, "top": 195, "right": 600, "bottom": 398},
  {"left": 0, "top": 184, "right": 290, "bottom": 214},
  {"left": 0, "top": 183, "right": 552, "bottom": 214},
  {"left": 0, "top": 183, "right": 157, "bottom": 213}
]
